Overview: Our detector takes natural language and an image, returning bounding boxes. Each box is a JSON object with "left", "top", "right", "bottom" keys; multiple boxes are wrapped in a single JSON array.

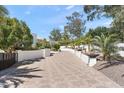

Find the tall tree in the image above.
[
  {"left": 59, "top": 33, "right": 70, "bottom": 46},
  {"left": 83, "top": 5, "right": 122, "bottom": 21},
  {"left": 49, "top": 28, "right": 62, "bottom": 41},
  {"left": 86, "top": 26, "right": 109, "bottom": 38},
  {"left": 20, "top": 21, "right": 33, "bottom": 48},
  {"left": 37, "top": 38, "right": 50, "bottom": 49},
  {"left": 83, "top": 5, "right": 124, "bottom": 41},
  {"left": 65, "top": 12, "right": 86, "bottom": 39},
  {"left": 0, "top": 6, "right": 33, "bottom": 51},
  {"left": 0, "top": 17, "right": 33, "bottom": 50}
]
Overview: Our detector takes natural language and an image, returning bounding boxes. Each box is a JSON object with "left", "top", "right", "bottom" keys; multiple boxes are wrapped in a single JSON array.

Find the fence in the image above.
[
  {"left": 0, "top": 49, "right": 50, "bottom": 70},
  {"left": 0, "top": 53, "right": 18, "bottom": 70}
]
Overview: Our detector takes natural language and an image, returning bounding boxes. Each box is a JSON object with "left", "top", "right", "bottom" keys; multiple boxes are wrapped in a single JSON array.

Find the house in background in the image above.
[{"left": 32, "top": 33, "right": 37, "bottom": 48}]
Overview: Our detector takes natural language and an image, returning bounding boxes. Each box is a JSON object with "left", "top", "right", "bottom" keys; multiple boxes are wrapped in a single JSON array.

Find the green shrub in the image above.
[
  {"left": 39, "top": 46, "right": 45, "bottom": 49},
  {"left": 53, "top": 44, "right": 60, "bottom": 51},
  {"left": 37, "top": 43, "right": 51, "bottom": 49}
]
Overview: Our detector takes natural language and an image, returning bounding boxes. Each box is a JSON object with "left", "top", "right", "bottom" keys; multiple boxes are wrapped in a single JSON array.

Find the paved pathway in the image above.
[{"left": 0, "top": 51, "right": 120, "bottom": 88}]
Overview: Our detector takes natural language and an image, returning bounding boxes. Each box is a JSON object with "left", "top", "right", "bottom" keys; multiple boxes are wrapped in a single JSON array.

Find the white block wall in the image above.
[
  {"left": 118, "top": 51, "right": 124, "bottom": 57},
  {"left": 75, "top": 50, "right": 96, "bottom": 66},
  {"left": 117, "top": 43, "right": 124, "bottom": 57},
  {"left": 42, "top": 49, "right": 51, "bottom": 57},
  {"left": 17, "top": 49, "right": 50, "bottom": 62}
]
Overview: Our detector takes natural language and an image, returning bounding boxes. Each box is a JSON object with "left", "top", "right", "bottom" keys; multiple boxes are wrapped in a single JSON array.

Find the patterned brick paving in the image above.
[{"left": 0, "top": 51, "right": 120, "bottom": 88}]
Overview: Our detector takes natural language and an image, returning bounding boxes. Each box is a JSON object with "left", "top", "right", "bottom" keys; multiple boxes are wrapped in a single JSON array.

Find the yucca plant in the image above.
[{"left": 94, "top": 33, "right": 119, "bottom": 62}]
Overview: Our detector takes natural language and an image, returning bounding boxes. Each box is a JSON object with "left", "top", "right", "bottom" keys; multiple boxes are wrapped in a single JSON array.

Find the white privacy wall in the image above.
[{"left": 17, "top": 49, "right": 50, "bottom": 62}]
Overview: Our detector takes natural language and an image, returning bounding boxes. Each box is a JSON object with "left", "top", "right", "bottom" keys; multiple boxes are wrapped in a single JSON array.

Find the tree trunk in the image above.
[
  {"left": 107, "top": 54, "right": 112, "bottom": 64},
  {"left": 103, "top": 54, "right": 106, "bottom": 61},
  {"left": 88, "top": 44, "right": 90, "bottom": 52},
  {"left": 104, "top": 54, "right": 112, "bottom": 64}
]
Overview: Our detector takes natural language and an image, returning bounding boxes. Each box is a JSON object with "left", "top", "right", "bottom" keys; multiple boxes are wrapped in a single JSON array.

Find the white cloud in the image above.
[
  {"left": 65, "top": 5, "right": 75, "bottom": 10},
  {"left": 25, "top": 11, "right": 31, "bottom": 15}
]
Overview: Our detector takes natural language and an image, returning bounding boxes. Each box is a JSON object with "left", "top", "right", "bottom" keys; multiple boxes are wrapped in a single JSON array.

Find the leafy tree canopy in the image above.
[
  {"left": 83, "top": 5, "right": 124, "bottom": 42},
  {"left": 49, "top": 28, "right": 62, "bottom": 41},
  {"left": 85, "top": 26, "right": 109, "bottom": 38},
  {"left": 0, "top": 17, "right": 33, "bottom": 50},
  {"left": 65, "top": 11, "right": 86, "bottom": 39}
]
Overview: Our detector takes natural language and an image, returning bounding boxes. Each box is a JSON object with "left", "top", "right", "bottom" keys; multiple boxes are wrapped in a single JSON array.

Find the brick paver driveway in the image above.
[{"left": 0, "top": 51, "right": 120, "bottom": 88}]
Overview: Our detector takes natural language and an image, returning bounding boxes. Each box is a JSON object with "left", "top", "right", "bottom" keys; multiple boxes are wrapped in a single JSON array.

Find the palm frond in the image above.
[{"left": 0, "top": 5, "right": 9, "bottom": 16}]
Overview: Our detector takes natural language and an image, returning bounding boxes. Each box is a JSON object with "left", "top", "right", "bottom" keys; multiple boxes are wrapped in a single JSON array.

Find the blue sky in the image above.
[{"left": 5, "top": 5, "right": 112, "bottom": 40}]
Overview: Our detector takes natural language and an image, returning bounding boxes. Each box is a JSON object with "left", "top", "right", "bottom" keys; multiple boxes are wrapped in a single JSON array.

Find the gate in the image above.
[{"left": 0, "top": 53, "right": 18, "bottom": 70}]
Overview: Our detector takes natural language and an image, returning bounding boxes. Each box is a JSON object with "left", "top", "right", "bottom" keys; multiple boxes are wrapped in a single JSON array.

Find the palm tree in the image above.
[
  {"left": 94, "top": 33, "right": 118, "bottom": 62},
  {"left": 0, "top": 5, "right": 9, "bottom": 16},
  {"left": 74, "top": 38, "right": 82, "bottom": 46},
  {"left": 84, "top": 35, "right": 93, "bottom": 52}
]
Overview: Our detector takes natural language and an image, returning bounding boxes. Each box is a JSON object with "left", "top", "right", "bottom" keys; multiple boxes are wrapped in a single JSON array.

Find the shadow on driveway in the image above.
[{"left": 0, "top": 58, "right": 44, "bottom": 88}]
